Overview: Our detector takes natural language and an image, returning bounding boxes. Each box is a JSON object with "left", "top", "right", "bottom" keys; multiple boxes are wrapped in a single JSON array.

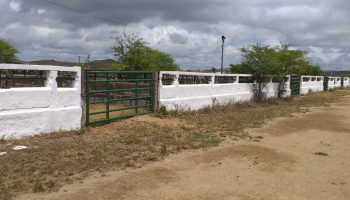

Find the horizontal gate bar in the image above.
[
  {"left": 88, "top": 111, "right": 152, "bottom": 125},
  {"left": 89, "top": 104, "right": 152, "bottom": 115},
  {"left": 56, "top": 77, "right": 76, "bottom": 80},
  {"left": 89, "top": 87, "right": 152, "bottom": 94},
  {"left": 87, "top": 70, "right": 153, "bottom": 74},
  {"left": 0, "top": 77, "right": 46, "bottom": 80},
  {"left": 90, "top": 96, "right": 152, "bottom": 104},
  {"left": 88, "top": 79, "right": 153, "bottom": 83}
]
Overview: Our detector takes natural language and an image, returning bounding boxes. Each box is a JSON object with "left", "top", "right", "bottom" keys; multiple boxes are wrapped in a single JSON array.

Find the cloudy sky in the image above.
[{"left": 1, "top": 0, "right": 350, "bottom": 70}]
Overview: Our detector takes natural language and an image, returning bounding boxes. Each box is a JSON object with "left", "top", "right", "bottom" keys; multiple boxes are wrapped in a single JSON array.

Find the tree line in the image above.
[{"left": 229, "top": 43, "right": 324, "bottom": 102}]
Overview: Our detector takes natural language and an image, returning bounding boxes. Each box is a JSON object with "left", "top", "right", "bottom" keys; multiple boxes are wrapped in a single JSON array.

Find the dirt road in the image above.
[{"left": 18, "top": 97, "right": 350, "bottom": 200}]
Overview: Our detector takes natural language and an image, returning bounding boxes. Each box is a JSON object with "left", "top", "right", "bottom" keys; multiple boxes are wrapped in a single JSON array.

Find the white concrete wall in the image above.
[
  {"left": 343, "top": 77, "right": 350, "bottom": 87},
  {"left": 159, "top": 71, "right": 290, "bottom": 111},
  {"left": 300, "top": 76, "right": 324, "bottom": 95},
  {"left": 0, "top": 64, "right": 82, "bottom": 139},
  {"left": 335, "top": 77, "right": 342, "bottom": 88},
  {"left": 328, "top": 77, "right": 337, "bottom": 90}
]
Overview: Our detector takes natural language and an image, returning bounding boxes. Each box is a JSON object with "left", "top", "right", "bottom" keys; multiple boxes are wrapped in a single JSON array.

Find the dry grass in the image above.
[
  {"left": 176, "top": 90, "right": 348, "bottom": 136},
  {"left": 0, "top": 89, "right": 349, "bottom": 199},
  {"left": 88, "top": 103, "right": 151, "bottom": 123}
]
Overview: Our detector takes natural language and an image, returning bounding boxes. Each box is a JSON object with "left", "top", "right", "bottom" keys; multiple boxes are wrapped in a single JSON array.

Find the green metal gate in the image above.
[
  {"left": 323, "top": 76, "right": 329, "bottom": 91},
  {"left": 85, "top": 70, "right": 155, "bottom": 126},
  {"left": 290, "top": 75, "right": 301, "bottom": 96}
]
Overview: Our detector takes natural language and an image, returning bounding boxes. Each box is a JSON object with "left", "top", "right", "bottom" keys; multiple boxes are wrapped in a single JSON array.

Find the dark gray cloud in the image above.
[
  {"left": 1, "top": 0, "right": 350, "bottom": 70},
  {"left": 169, "top": 33, "right": 188, "bottom": 44}
]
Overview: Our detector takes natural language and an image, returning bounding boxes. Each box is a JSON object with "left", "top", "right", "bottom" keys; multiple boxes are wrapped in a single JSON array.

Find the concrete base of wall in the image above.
[
  {"left": 0, "top": 106, "right": 82, "bottom": 139},
  {"left": 160, "top": 84, "right": 291, "bottom": 111},
  {"left": 300, "top": 87, "right": 324, "bottom": 95},
  {"left": 160, "top": 92, "right": 253, "bottom": 111}
]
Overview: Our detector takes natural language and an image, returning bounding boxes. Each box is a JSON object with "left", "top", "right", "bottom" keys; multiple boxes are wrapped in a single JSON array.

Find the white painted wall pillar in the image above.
[
  {"left": 47, "top": 70, "right": 58, "bottom": 109},
  {"left": 174, "top": 72, "right": 180, "bottom": 99}
]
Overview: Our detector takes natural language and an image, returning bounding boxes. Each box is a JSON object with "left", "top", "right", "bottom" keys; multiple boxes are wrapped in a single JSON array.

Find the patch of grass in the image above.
[
  {"left": 178, "top": 90, "right": 350, "bottom": 135},
  {"left": 0, "top": 182, "right": 13, "bottom": 200},
  {"left": 0, "top": 89, "right": 349, "bottom": 198},
  {"left": 184, "top": 132, "right": 221, "bottom": 149},
  {"left": 32, "top": 180, "right": 45, "bottom": 193},
  {"left": 160, "top": 145, "right": 168, "bottom": 156}
]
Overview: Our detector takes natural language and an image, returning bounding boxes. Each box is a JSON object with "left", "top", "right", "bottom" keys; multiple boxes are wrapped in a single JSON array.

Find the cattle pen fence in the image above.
[{"left": 0, "top": 64, "right": 349, "bottom": 139}]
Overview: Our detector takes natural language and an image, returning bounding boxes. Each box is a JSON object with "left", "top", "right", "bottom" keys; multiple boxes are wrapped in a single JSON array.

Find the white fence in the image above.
[
  {"left": 1, "top": 65, "right": 349, "bottom": 138},
  {"left": 328, "top": 76, "right": 336, "bottom": 90},
  {"left": 158, "top": 71, "right": 290, "bottom": 111},
  {"left": 327, "top": 76, "right": 343, "bottom": 89},
  {"left": 343, "top": 77, "right": 350, "bottom": 87},
  {"left": 0, "top": 64, "right": 82, "bottom": 139},
  {"left": 300, "top": 76, "right": 324, "bottom": 94},
  {"left": 335, "top": 77, "right": 342, "bottom": 88}
]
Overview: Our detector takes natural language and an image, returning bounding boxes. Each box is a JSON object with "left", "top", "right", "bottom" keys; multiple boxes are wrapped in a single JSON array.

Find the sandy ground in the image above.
[{"left": 18, "top": 97, "right": 350, "bottom": 200}]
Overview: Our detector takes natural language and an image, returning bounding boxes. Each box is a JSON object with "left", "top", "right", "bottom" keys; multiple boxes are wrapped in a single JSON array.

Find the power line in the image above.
[
  {"left": 39, "top": 0, "right": 212, "bottom": 48},
  {"left": 39, "top": 0, "right": 127, "bottom": 27},
  {"left": 39, "top": 0, "right": 221, "bottom": 55}
]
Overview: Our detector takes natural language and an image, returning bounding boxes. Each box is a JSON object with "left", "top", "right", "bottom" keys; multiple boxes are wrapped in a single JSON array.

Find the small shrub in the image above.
[
  {"left": 160, "top": 145, "right": 168, "bottom": 156},
  {"left": 32, "top": 180, "right": 45, "bottom": 193},
  {"left": 158, "top": 106, "right": 168, "bottom": 115},
  {"left": 76, "top": 128, "right": 88, "bottom": 136},
  {"left": 46, "top": 180, "right": 55, "bottom": 189}
]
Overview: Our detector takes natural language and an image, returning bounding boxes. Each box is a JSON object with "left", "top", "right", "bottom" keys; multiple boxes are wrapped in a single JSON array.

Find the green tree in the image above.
[
  {"left": 0, "top": 39, "right": 18, "bottom": 63},
  {"left": 296, "top": 62, "right": 324, "bottom": 76},
  {"left": 231, "top": 43, "right": 325, "bottom": 99},
  {"left": 239, "top": 44, "right": 279, "bottom": 102},
  {"left": 229, "top": 63, "right": 250, "bottom": 74},
  {"left": 113, "top": 32, "right": 180, "bottom": 71},
  {"left": 273, "top": 44, "right": 309, "bottom": 97},
  {"left": 147, "top": 49, "right": 179, "bottom": 71}
]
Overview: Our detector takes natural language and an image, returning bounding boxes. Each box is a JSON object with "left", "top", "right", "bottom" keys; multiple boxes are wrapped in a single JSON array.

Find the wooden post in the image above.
[
  {"left": 81, "top": 68, "right": 86, "bottom": 126},
  {"left": 153, "top": 72, "right": 159, "bottom": 112}
]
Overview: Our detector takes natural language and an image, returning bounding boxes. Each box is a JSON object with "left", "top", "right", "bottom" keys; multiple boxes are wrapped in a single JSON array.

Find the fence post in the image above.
[
  {"left": 81, "top": 68, "right": 87, "bottom": 126},
  {"left": 153, "top": 72, "right": 159, "bottom": 112},
  {"left": 47, "top": 70, "right": 58, "bottom": 109}
]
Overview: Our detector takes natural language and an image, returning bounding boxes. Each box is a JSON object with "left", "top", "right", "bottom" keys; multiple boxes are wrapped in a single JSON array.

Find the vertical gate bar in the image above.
[
  {"left": 93, "top": 73, "right": 96, "bottom": 102},
  {"left": 81, "top": 68, "right": 86, "bottom": 126},
  {"left": 85, "top": 71, "right": 90, "bottom": 126},
  {"left": 150, "top": 72, "right": 154, "bottom": 111},
  {"left": 106, "top": 72, "right": 110, "bottom": 121},
  {"left": 135, "top": 73, "right": 139, "bottom": 115}
]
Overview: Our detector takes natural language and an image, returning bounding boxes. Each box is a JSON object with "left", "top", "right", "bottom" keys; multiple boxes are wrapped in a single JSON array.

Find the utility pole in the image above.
[
  {"left": 87, "top": 54, "right": 90, "bottom": 63},
  {"left": 221, "top": 35, "right": 226, "bottom": 74}
]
